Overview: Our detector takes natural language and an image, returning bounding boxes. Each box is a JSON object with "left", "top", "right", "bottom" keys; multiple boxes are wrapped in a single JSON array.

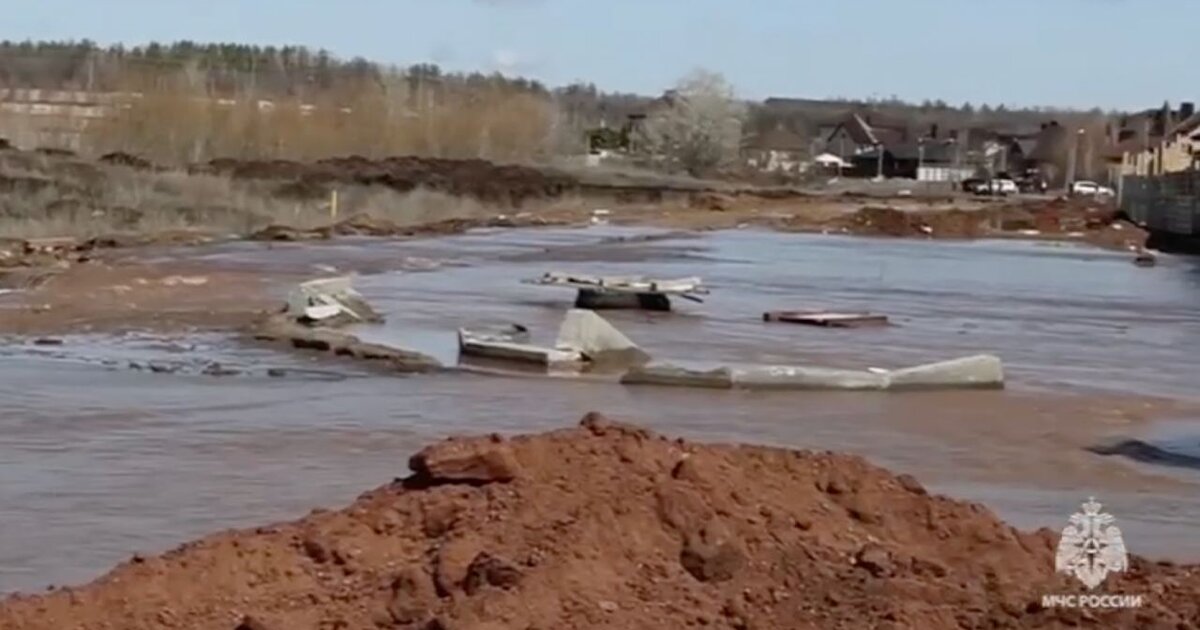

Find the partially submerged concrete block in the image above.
[
  {"left": 621, "top": 354, "right": 1004, "bottom": 392},
  {"left": 731, "top": 365, "right": 887, "bottom": 391},
  {"left": 555, "top": 309, "right": 651, "bottom": 366},
  {"left": 884, "top": 354, "right": 1004, "bottom": 390},
  {"left": 620, "top": 364, "right": 734, "bottom": 389},
  {"left": 253, "top": 314, "right": 441, "bottom": 373},
  {"left": 459, "top": 310, "right": 649, "bottom": 370},
  {"left": 458, "top": 329, "right": 584, "bottom": 367},
  {"left": 286, "top": 276, "right": 382, "bottom": 326}
]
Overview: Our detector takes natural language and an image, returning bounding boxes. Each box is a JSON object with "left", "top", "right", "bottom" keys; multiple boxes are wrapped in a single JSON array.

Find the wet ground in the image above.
[{"left": 3, "top": 226, "right": 1200, "bottom": 594}]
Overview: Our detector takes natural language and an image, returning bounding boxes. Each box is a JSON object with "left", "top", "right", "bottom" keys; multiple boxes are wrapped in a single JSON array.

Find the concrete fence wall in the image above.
[
  {"left": 1122, "top": 171, "right": 1200, "bottom": 236},
  {"left": 0, "top": 89, "right": 346, "bottom": 154}
]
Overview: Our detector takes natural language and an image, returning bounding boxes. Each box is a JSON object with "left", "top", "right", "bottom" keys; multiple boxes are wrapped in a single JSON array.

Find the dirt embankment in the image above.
[
  {"left": 193, "top": 156, "right": 582, "bottom": 207},
  {"left": 825, "top": 199, "right": 1146, "bottom": 250},
  {"left": 248, "top": 213, "right": 570, "bottom": 242},
  {"left": 2, "top": 414, "right": 1195, "bottom": 630},
  {"left": 0, "top": 149, "right": 1148, "bottom": 282}
]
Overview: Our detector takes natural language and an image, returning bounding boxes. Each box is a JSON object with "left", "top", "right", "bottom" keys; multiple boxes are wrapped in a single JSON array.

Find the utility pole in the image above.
[
  {"left": 950, "top": 138, "right": 960, "bottom": 186},
  {"left": 1065, "top": 129, "right": 1083, "bottom": 191},
  {"left": 1084, "top": 135, "right": 1094, "bottom": 180},
  {"left": 875, "top": 142, "right": 884, "bottom": 180},
  {"left": 838, "top": 134, "right": 845, "bottom": 178},
  {"left": 917, "top": 138, "right": 925, "bottom": 180}
]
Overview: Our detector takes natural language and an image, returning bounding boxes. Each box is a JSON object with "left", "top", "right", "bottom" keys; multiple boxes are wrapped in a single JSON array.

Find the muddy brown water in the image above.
[{"left": 3, "top": 226, "right": 1200, "bottom": 594}]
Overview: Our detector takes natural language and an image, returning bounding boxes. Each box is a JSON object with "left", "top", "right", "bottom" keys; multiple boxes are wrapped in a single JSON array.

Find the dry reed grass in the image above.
[
  {"left": 82, "top": 73, "right": 571, "bottom": 166},
  {"left": 0, "top": 151, "right": 502, "bottom": 239}
]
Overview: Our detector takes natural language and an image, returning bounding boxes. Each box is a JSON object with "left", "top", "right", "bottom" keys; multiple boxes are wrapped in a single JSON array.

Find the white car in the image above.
[
  {"left": 972, "top": 178, "right": 1018, "bottom": 196},
  {"left": 1070, "top": 181, "right": 1115, "bottom": 197}
]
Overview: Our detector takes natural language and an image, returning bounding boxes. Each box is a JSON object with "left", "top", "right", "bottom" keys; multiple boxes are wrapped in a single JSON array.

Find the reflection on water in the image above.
[{"left": 3, "top": 227, "right": 1200, "bottom": 593}]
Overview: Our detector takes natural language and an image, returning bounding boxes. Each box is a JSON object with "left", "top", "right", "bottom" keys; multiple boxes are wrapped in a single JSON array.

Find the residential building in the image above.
[
  {"left": 823, "top": 112, "right": 911, "bottom": 161},
  {"left": 850, "top": 139, "right": 968, "bottom": 180},
  {"left": 1118, "top": 111, "right": 1200, "bottom": 176},
  {"left": 741, "top": 124, "right": 810, "bottom": 173}
]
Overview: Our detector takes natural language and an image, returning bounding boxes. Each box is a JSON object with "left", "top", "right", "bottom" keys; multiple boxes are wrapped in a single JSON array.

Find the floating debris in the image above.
[
  {"left": 1133, "top": 250, "right": 1157, "bottom": 267},
  {"left": 763, "top": 311, "right": 890, "bottom": 328},
  {"left": 523, "top": 271, "right": 709, "bottom": 312},
  {"left": 285, "top": 276, "right": 381, "bottom": 326}
]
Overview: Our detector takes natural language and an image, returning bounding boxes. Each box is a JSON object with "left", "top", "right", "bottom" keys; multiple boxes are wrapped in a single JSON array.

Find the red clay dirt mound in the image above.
[
  {"left": 833, "top": 200, "right": 1134, "bottom": 244},
  {"left": 192, "top": 156, "right": 580, "bottom": 206},
  {"left": 2, "top": 414, "right": 1195, "bottom": 630},
  {"left": 831, "top": 205, "right": 990, "bottom": 238}
]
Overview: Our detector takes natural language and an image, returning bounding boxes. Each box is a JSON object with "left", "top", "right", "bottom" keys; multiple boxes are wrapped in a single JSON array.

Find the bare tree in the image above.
[{"left": 641, "top": 70, "right": 746, "bottom": 175}]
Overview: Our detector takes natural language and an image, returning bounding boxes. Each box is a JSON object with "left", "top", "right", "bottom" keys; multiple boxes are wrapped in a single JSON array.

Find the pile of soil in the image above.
[
  {"left": 2, "top": 414, "right": 1196, "bottom": 629},
  {"left": 832, "top": 200, "right": 1138, "bottom": 247},
  {"left": 833, "top": 206, "right": 946, "bottom": 237},
  {"left": 248, "top": 213, "right": 567, "bottom": 242},
  {"left": 194, "top": 156, "right": 581, "bottom": 206},
  {"left": 98, "top": 151, "right": 155, "bottom": 170}
]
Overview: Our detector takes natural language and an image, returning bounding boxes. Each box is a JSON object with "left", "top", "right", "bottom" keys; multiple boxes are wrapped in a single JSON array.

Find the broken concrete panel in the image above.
[
  {"left": 252, "top": 314, "right": 440, "bottom": 373},
  {"left": 884, "top": 354, "right": 1004, "bottom": 390},
  {"left": 286, "top": 276, "right": 382, "bottom": 326},
  {"left": 621, "top": 354, "right": 1004, "bottom": 392},
  {"left": 555, "top": 309, "right": 651, "bottom": 366},
  {"left": 731, "top": 365, "right": 887, "bottom": 391},
  {"left": 458, "top": 329, "right": 584, "bottom": 367},
  {"left": 620, "top": 364, "right": 734, "bottom": 389}
]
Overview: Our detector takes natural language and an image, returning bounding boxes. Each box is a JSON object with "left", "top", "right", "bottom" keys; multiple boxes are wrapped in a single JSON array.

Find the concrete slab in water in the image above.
[
  {"left": 885, "top": 354, "right": 1004, "bottom": 390},
  {"left": 555, "top": 309, "right": 651, "bottom": 366}
]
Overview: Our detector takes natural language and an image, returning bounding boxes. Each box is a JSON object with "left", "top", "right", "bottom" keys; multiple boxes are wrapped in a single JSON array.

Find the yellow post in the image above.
[{"left": 330, "top": 189, "right": 339, "bottom": 219}]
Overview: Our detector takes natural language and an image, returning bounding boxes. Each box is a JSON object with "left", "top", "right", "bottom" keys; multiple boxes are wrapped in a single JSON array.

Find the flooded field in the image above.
[{"left": 3, "top": 226, "right": 1200, "bottom": 593}]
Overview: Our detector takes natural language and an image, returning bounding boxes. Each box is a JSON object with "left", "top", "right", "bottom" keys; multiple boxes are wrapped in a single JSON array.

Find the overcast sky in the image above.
[{"left": 6, "top": 0, "right": 1193, "bottom": 110}]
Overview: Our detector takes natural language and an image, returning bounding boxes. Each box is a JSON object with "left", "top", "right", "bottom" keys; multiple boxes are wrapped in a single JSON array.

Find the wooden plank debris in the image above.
[
  {"left": 523, "top": 271, "right": 708, "bottom": 297},
  {"left": 762, "top": 311, "right": 890, "bottom": 328},
  {"left": 523, "top": 271, "right": 709, "bottom": 311}
]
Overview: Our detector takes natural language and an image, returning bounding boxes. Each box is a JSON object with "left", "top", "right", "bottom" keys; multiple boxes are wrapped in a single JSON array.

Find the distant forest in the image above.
[
  {"left": 0, "top": 40, "right": 648, "bottom": 122},
  {"left": 0, "top": 40, "right": 1114, "bottom": 118}
]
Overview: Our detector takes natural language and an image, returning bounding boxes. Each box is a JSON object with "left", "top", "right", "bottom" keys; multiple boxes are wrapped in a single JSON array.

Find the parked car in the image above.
[
  {"left": 971, "top": 178, "right": 1018, "bottom": 196},
  {"left": 1070, "top": 180, "right": 1115, "bottom": 197}
]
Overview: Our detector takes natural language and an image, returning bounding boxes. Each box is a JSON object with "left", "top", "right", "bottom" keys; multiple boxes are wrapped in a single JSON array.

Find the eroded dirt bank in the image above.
[{"left": 1, "top": 414, "right": 1195, "bottom": 630}]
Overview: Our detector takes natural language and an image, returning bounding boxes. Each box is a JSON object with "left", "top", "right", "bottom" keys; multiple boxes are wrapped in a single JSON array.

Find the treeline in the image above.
[
  {"left": 0, "top": 39, "right": 1125, "bottom": 170},
  {"left": 0, "top": 40, "right": 556, "bottom": 97},
  {"left": 0, "top": 40, "right": 652, "bottom": 163}
]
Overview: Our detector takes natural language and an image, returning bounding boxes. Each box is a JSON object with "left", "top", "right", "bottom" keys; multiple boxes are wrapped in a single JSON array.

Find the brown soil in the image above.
[
  {"left": 193, "top": 156, "right": 582, "bottom": 206},
  {"left": 0, "top": 259, "right": 279, "bottom": 335},
  {"left": 249, "top": 213, "right": 570, "bottom": 242},
  {"left": 827, "top": 198, "right": 1142, "bottom": 246},
  {"left": 1, "top": 414, "right": 1195, "bottom": 630},
  {"left": 98, "top": 151, "right": 156, "bottom": 170}
]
